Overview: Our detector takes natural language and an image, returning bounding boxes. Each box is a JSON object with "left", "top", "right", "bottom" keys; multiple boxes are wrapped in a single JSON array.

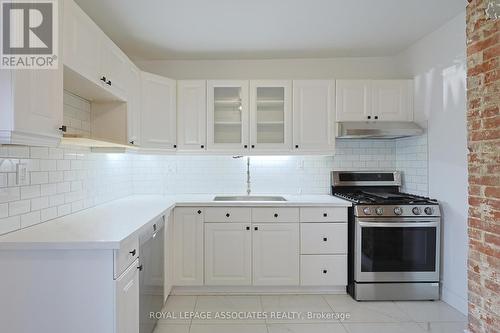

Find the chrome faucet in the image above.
[{"left": 233, "top": 155, "right": 251, "bottom": 195}]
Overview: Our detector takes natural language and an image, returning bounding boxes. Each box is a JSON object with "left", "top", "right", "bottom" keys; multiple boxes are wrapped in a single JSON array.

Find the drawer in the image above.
[
  {"left": 114, "top": 234, "right": 139, "bottom": 279},
  {"left": 300, "top": 207, "right": 347, "bottom": 222},
  {"left": 300, "top": 255, "right": 347, "bottom": 286},
  {"left": 252, "top": 207, "right": 299, "bottom": 223},
  {"left": 205, "top": 207, "right": 251, "bottom": 222},
  {"left": 301, "top": 223, "right": 347, "bottom": 254}
]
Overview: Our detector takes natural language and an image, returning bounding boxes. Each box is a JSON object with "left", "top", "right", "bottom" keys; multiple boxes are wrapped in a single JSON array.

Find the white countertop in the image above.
[{"left": 0, "top": 194, "right": 350, "bottom": 250}]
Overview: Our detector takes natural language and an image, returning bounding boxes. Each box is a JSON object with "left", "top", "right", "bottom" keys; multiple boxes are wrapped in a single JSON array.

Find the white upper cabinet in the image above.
[
  {"left": 292, "top": 80, "right": 336, "bottom": 152},
  {"left": 252, "top": 223, "right": 300, "bottom": 286},
  {"left": 336, "top": 80, "right": 371, "bottom": 122},
  {"left": 126, "top": 66, "right": 141, "bottom": 146},
  {"left": 249, "top": 80, "right": 292, "bottom": 152},
  {"left": 0, "top": 0, "right": 64, "bottom": 146},
  {"left": 63, "top": 0, "right": 101, "bottom": 85},
  {"left": 177, "top": 80, "right": 207, "bottom": 151},
  {"left": 372, "top": 80, "right": 413, "bottom": 121},
  {"left": 99, "top": 37, "right": 129, "bottom": 101},
  {"left": 336, "top": 80, "right": 413, "bottom": 122},
  {"left": 141, "top": 72, "right": 177, "bottom": 150},
  {"left": 204, "top": 223, "right": 252, "bottom": 286},
  {"left": 207, "top": 80, "right": 249, "bottom": 151}
]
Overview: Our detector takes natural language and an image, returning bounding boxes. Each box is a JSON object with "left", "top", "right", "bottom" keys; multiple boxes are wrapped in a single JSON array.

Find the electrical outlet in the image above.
[{"left": 16, "top": 163, "right": 28, "bottom": 185}]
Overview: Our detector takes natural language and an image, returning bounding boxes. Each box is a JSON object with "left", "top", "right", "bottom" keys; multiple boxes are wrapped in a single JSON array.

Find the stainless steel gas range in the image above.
[{"left": 331, "top": 171, "right": 440, "bottom": 301}]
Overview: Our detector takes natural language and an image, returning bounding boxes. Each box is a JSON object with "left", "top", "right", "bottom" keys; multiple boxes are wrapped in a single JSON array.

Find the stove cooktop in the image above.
[{"left": 332, "top": 190, "right": 438, "bottom": 205}]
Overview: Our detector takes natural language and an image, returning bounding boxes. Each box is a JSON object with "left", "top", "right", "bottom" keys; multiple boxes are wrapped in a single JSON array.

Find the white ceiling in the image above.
[{"left": 75, "top": 0, "right": 465, "bottom": 60}]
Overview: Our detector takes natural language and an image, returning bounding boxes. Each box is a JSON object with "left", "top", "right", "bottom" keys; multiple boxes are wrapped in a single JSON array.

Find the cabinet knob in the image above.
[
  {"left": 129, "top": 249, "right": 136, "bottom": 256},
  {"left": 129, "top": 140, "right": 134, "bottom": 145},
  {"left": 201, "top": 145, "right": 205, "bottom": 149},
  {"left": 295, "top": 145, "right": 299, "bottom": 149},
  {"left": 322, "top": 269, "right": 328, "bottom": 274},
  {"left": 107, "top": 80, "right": 112, "bottom": 86},
  {"left": 226, "top": 213, "right": 230, "bottom": 217},
  {"left": 197, "top": 210, "right": 202, "bottom": 214},
  {"left": 251, "top": 145, "right": 255, "bottom": 149},
  {"left": 374, "top": 116, "right": 379, "bottom": 120},
  {"left": 323, "top": 237, "right": 328, "bottom": 242},
  {"left": 173, "top": 144, "right": 177, "bottom": 148},
  {"left": 367, "top": 116, "right": 371, "bottom": 119},
  {"left": 274, "top": 213, "right": 278, "bottom": 218},
  {"left": 323, "top": 213, "right": 328, "bottom": 217},
  {"left": 254, "top": 226, "right": 259, "bottom": 231},
  {"left": 246, "top": 226, "right": 250, "bottom": 231},
  {"left": 59, "top": 125, "right": 67, "bottom": 132},
  {"left": 137, "top": 265, "right": 143, "bottom": 271},
  {"left": 244, "top": 145, "right": 248, "bottom": 148},
  {"left": 100, "top": 76, "right": 106, "bottom": 82}
]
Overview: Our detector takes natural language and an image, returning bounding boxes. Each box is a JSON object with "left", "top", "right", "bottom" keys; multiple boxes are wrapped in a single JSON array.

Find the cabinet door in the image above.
[
  {"left": 63, "top": 0, "right": 101, "bottom": 83},
  {"left": 292, "top": 80, "right": 335, "bottom": 152},
  {"left": 372, "top": 80, "right": 413, "bottom": 121},
  {"left": 207, "top": 80, "right": 249, "bottom": 151},
  {"left": 249, "top": 80, "right": 292, "bottom": 152},
  {"left": 116, "top": 258, "right": 139, "bottom": 333},
  {"left": 100, "top": 37, "right": 129, "bottom": 100},
  {"left": 164, "top": 211, "right": 174, "bottom": 298},
  {"left": 253, "top": 223, "right": 299, "bottom": 286},
  {"left": 141, "top": 72, "right": 177, "bottom": 149},
  {"left": 205, "top": 223, "right": 252, "bottom": 285},
  {"left": 177, "top": 80, "right": 207, "bottom": 151},
  {"left": 126, "top": 65, "right": 141, "bottom": 146},
  {"left": 335, "top": 80, "right": 371, "bottom": 121},
  {"left": 173, "top": 208, "right": 204, "bottom": 286}
]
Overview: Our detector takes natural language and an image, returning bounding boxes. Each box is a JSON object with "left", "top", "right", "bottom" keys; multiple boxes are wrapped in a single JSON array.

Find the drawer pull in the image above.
[
  {"left": 322, "top": 269, "right": 328, "bottom": 274},
  {"left": 197, "top": 210, "right": 202, "bottom": 214},
  {"left": 274, "top": 213, "right": 279, "bottom": 218},
  {"left": 254, "top": 226, "right": 259, "bottom": 231},
  {"left": 323, "top": 237, "right": 328, "bottom": 242},
  {"left": 226, "top": 213, "right": 230, "bottom": 217},
  {"left": 323, "top": 213, "right": 328, "bottom": 217},
  {"left": 246, "top": 226, "right": 250, "bottom": 231},
  {"left": 129, "top": 249, "right": 136, "bottom": 256}
]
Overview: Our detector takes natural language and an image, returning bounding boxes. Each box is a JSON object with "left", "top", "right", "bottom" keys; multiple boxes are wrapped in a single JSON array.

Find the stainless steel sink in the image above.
[{"left": 213, "top": 196, "right": 287, "bottom": 202}]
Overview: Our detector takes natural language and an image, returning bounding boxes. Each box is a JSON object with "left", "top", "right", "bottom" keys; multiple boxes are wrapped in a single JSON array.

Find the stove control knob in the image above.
[
  {"left": 393, "top": 207, "right": 403, "bottom": 215},
  {"left": 363, "top": 207, "right": 372, "bottom": 215},
  {"left": 412, "top": 207, "right": 422, "bottom": 215},
  {"left": 424, "top": 207, "right": 434, "bottom": 215},
  {"left": 375, "top": 207, "right": 384, "bottom": 215}
]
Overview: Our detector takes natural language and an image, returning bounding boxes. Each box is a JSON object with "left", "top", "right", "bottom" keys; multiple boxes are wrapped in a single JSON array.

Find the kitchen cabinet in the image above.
[
  {"left": 292, "top": 80, "right": 336, "bottom": 152},
  {"left": 164, "top": 211, "right": 174, "bottom": 298},
  {"left": 252, "top": 223, "right": 300, "bottom": 286},
  {"left": 141, "top": 72, "right": 177, "bottom": 150},
  {"left": 99, "top": 36, "right": 129, "bottom": 101},
  {"left": 336, "top": 80, "right": 413, "bottom": 122},
  {"left": 249, "top": 80, "right": 292, "bottom": 152},
  {"left": 204, "top": 223, "right": 252, "bottom": 285},
  {"left": 0, "top": 0, "right": 64, "bottom": 146},
  {"left": 116, "top": 258, "right": 140, "bottom": 333},
  {"left": 207, "top": 80, "right": 249, "bottom": 151},
  {"left": 126, "top": 65, "right": 142, "bottom": 146},
  {"left": 173, "top": 208, "right": 204, "bottom": 285},
  {"left": 177, "top": 80, "right": 207, "bottom": 151}
]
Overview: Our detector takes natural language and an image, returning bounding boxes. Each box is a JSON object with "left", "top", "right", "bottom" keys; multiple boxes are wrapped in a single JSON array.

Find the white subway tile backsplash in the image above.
[
  {"left": 9, "top": 200, "right": 30, "bottom": 216},
  {"left": 20, "top": 185, "right": 40, "bottom": 200},
  {"left": 0, "top": 216, "right": 20, "bottom": 234},
  {"left": 30, "top": 147, "right": 49, "bottom": 159},
  {"left": 0, "top": 203, "right": 7, "bottom": 218},
  {"left": 20, "top": 211, "right": 41, "bottom": 228}
]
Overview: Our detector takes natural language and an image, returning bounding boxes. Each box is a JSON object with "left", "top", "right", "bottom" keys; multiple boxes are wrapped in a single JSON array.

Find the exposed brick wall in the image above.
[{"left": 466, "top": 1, "right": 500, "bottom": 332}]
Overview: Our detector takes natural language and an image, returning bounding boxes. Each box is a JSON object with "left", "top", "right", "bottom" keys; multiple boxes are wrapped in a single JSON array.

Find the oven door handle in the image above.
[{"left": 358, "top": 221, "right": 439, "bottom": 228}]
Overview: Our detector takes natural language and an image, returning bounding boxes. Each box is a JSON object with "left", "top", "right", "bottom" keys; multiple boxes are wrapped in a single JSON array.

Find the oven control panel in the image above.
[{"left": 355, "top": 205, "right": 441, "bottom": 217}]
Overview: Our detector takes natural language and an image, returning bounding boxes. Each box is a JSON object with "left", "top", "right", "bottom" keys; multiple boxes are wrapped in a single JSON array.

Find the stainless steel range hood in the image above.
[{"left": 336, "top": 122, "right": 424, "bottom": 139}]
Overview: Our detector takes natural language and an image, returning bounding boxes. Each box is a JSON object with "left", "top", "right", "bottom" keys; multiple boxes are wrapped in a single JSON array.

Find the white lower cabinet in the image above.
[
  {"left": 301, "top": 223, "right": 347, "bottom": 254},
  {"left": 205, "top": 223, "right": 252, "bottom": 285},
  {"left": 253, "top": 223, "right": 300, "bottom": 286},
  {"left": 300, "top": 255, "right": 347, "bottom": 286},
  {"left": 173, "top": 208, "right": 204, "bottom": 285},
  {"left": 116, "top": 258, "right": 140, "bottom": 333}
]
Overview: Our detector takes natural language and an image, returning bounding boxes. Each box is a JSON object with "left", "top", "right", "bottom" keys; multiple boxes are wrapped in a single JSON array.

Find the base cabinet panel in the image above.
[
  {"left": 116, "top": 258, "right": 140, "bottom": 333},
  {"left": 252, "top": 223, "right": 299, "bottom": 286},
  {"left": 205, "top": 223, "right": 252, "bottom": 285},
  {"left": 300, "top": 255, "right": 347, "bottom": 286}
]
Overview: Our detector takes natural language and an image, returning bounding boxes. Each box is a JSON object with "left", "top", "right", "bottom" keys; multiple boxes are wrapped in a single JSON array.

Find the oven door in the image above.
[{"left": 355, "top": 217, "right": 440, "bottom": 282}]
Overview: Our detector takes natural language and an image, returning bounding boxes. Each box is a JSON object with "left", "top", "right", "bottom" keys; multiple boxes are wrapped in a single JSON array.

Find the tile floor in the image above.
[{"left": 153, "top": 295, "right": 467, "bottom": 333}]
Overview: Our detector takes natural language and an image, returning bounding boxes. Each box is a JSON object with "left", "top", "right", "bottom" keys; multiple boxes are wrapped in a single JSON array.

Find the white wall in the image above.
[
  {"left": 398, "top": 12, "right": 468, "bottom": 314},
  {"left": 135, "top": 57, "right": 407, "bottom": 80}
]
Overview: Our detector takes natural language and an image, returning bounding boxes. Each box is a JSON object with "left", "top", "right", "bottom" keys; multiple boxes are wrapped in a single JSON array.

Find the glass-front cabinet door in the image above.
[
  {"left": 249, "top": 80, "right": 292, "bottom": 152},
  {"left": 207, "top": 80, "right": 249, "bottom": 151}
]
